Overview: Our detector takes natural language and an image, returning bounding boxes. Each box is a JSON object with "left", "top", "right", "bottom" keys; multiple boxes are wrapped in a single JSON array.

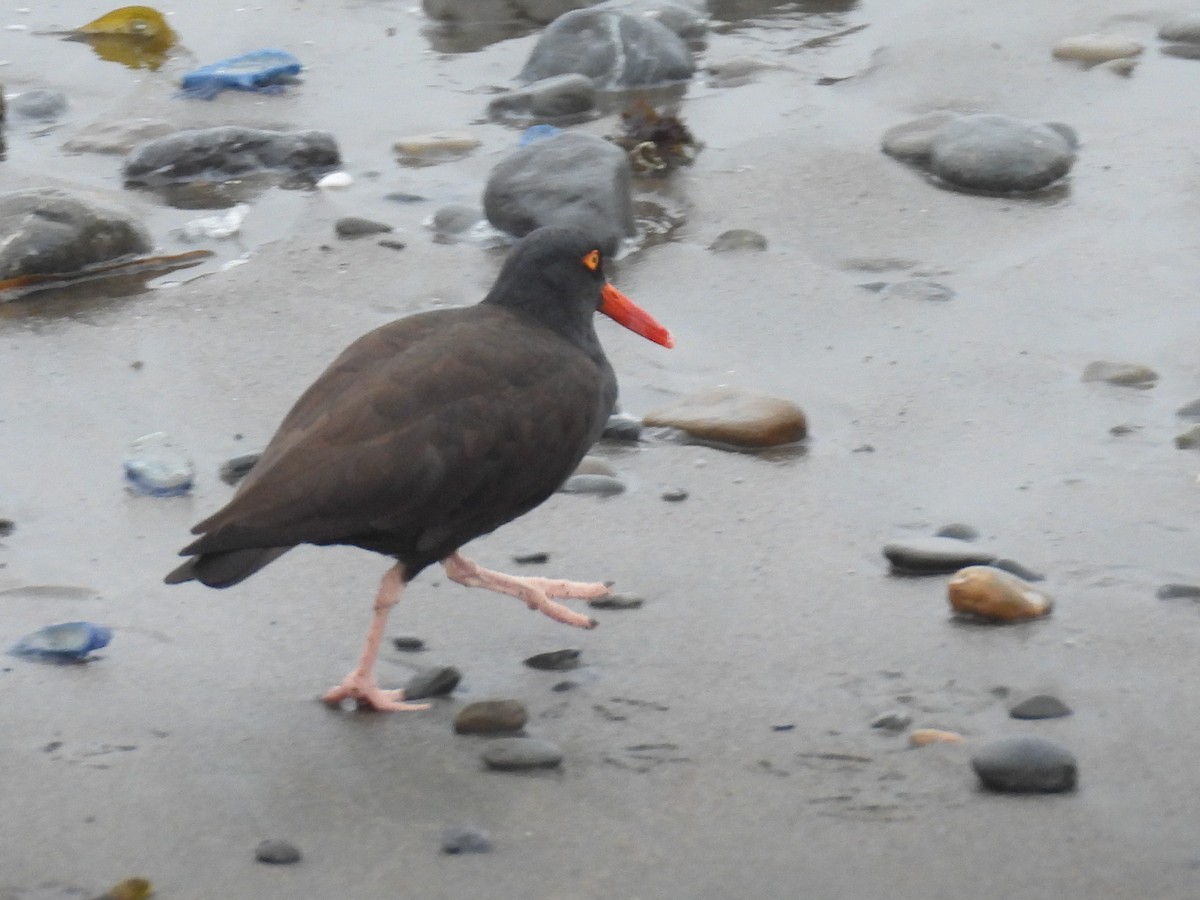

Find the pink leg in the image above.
[
  {"left": 441, "top": 552, "right": 603, "bottom": 629},
  {"left": 322, "top": 564, "right": 431, "bottom": 712}
]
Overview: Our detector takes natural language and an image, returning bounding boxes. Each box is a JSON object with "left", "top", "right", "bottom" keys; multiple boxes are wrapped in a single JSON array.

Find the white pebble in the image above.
[{"left": 316, "top": 171, "right": 353, "bottom": 189}]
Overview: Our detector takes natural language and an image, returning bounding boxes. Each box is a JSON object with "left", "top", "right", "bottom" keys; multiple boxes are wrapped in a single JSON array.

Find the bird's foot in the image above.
[
  {"left": 442, "top": 553, "right": 604, "bottom": 629},
  {"left": 322, "top": 673, "right": 430, "bottom": 712}
]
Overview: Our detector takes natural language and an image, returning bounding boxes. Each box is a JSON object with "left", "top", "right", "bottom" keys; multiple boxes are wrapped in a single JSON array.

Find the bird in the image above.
[{"left": 165, "top": 225, "right": 673, "bottom": 711}]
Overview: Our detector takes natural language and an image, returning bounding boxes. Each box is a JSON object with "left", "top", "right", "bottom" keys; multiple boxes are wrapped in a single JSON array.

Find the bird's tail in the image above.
[{"left": 164, "top": 546, "right": 292, "bottom": 589}]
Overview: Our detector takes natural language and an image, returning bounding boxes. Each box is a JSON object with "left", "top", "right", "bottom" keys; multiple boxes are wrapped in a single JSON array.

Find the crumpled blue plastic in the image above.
[
  {"left": 180, "top": 49, "right": 302, "bottom": 100},
  {"left": 10, "top": 621, "right": 113, "bottom": 661}
]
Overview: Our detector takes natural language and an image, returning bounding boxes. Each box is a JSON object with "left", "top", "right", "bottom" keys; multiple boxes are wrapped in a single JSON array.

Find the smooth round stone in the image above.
[
  {"left": 441, "top": 825, "right": 493, "bottom": 854},
  {"left": 1157, "top": 583, "right": 1200, "bottom": 601},
  {"left": 255, "top": 839, "right": 302, "bottom": 864},
  {"left": 1052, "top": 33, "right": 1143, "bottom": 64},
  {"left": 936, "top": 523, "right": 979, "bottom": 541},
  {"left": 1159, "top": 13, "right": 1200, "bottom": 43},
  {"left": 929, "top": 114, "right": 1076, "bottom": 193},
  {"left": 948, "top": 566, "right": 1053, "bottom": 622},
  {"left": 523, "top": 648, "right": 581, "bottom": 671},
  {"left": 335, "top": 216, "right": 392, "bottom": 238},
  {"left": 602, "top": 412, "right": 643, "bottom": 441},
  {"left": 454, "top": 699, "right": 527, "bottom": 734},
  {"left": 486, "top": 74, "right": 596, "bottom": 122},
  {"left": 481, "top": 737, "right": 564, "bottom": 771},
  {"left": 871, "top": 711, "right": 912, "bottom": 732},
  {"left": 1177, "top": 398, "right": 1200, "bottom": 421},
  {"left": 708, "top": 229, "right": 767, "bottom": 253},
  {"left": 218, "top": 452, "right": 260, "bottom": 486},
  {"left": 391, "top": 635, "right": 426, "bottom": 651},
  {"left": 661, "top": 488, "right": 688, "bottom": 502},
  {"left": 1175, "top": 425, "right": 1200, "bottom": 450},
  {"left": 644, "top": 388, "right": 807, "bottom": 449},
  {"left": 10, "top": 89, "right": 68, "bottom": 120},
  {"left": 881, "top": 111, "right": 958, "bottom": 162},
  {"left": 404, "top": 666, "right": 461, "bottom": 700},
  {"left": 1010, "top": 694, "right": 1072, "bottom": 720},
  {"left": 883, "top": 537, "right": 996, "bottom": 574},
  {"left": 971, "top": 736, "right": 1077, "bottom": 793},
  {"left": 512, "top": 550, "right": 550, "bottom": 564},
  {"left": 1082, "top": 360, "right": 1158, "bottom": 387},
  {"left": 0, "top": 518, "right": 14, "bottom": 538},
  {"left": 431, "top": 204, "right": 484, "bottom": 235},
  {"left": 588, "top": 592, "right": 643, "bottom": 610},
  {"left": 558, "top": 474, "right": 625, "bottom": 496}
]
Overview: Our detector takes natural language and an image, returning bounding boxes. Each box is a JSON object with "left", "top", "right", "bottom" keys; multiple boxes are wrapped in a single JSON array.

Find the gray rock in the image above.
[
  {"left": 1082, "top": 360, "right": 1158, "bottom": 387},
  {"left": 880, "top": 279, "right": 955, "bottom": 302},
  {"left": 517, "top": 8, "right": 695, "bottom": 89},
  {"left": 423, "top": 0, "right": 590, "bottom": 25},
  {"left": 600, "top": 0, "right": 708, "bottom": 39},
  {"left": 1176, "top": 398, "right": 1200, "bottom": 421},
  {"left": 431, "top": 204, "right": 485, "bottom": 236},
  {"left": 882, "top": 536, "right": 997, "bottom": 574},
  {"left": 487, "top": 74, "right": 597, "bottom": 122},
  {"left": 441, "top": 825, "right": 493, "bottom": 854},
  {"left": 603, "top": 411, "right": 643, "bottom": 441},
  {"left": 880, "top": 111, "right": 959, "bottom": 162},
  {"left": 1159, "top": 13, "right": 1200, "bottom": 43},
  {"left": 255, "top": 839, "right": 302, "bottom": 864},
  {"left": 708, "top": 228, "right": 768, "bottom": 252},
  {"left": 573, "top": 455, "right": 617, "bottom": 477},
  {"left": 404, "top": 665, "right": 461, "bottom": 700},
  {"left": 929, "top": 114, "right": 1077, "bottom": 193},
  {"left": 644, "top": 388, "right": 808, "bottom": 449},
  {"left": 971, "top": 736, "right": 1077, "bottom": 793},
  {"left": 558, "top": 473, "right": 626, "bottom": 496},
  {"left": 0, "top": 187, "right": 151, "bottom": 281},
  {"left": 64, "top": 118, "right": 178, "bottom": 155},
  {"left": 391, "top": 635, "right": 426, "bottom": 651},
  {"left": 481, "top": 736, "right": 564, "bottom": 770},
  {"left": 1009, "top": 694, "right": 1072, "bottom": 720},
  {"left": 454, "top": 699, "right": 528, "bottom": 734},
  {"left": 123, "top": 126, "right": 340, "bottom": 186},
  {"left": 0, "top": 518, "right": 14, "bottom": 538},
  {"left": 10, "top": 90, "right": 68, "bottom": 121},
  {"left": 524, "top": 649, "right": 581, "bottom": 671},
  {"left": 1157, "top": 583, "right": 1200, "bottom": 601},
  {"left": 484, "top": 132, "right": 634, "bottom": 256},
  {"left": 1175, "top": 424, "right": 1200, "bottom": 449},
  {"left": 513, "top": 550, "right": 550, "bottom": 565},
  {"left": 1051, "top": 33, "right": 1143, "bottom": 65},
  {"left": 936, "top": 523, "right": 979, "bottom": 541},
  {"left": 990, "top": 558, "right": 1046, "bottom": 582},
  {"left": 661, "top": 488, "right": 688, "bottom": 502},
  {"left": 871, "top": 711, "right": 913, "bottom": 732},
  {"left": 335, "top": 216, "right": 393, "bottom": 238},
  {"left": 218, "top": 452, "right": 260, "bottom": 486},
  {"left": 588, "top": 591, "right": 643, "bottom": 610}
]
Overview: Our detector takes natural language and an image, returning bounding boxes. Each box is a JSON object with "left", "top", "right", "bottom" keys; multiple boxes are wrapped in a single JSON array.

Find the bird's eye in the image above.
[{"left": 581, "top": 249, "right": 601, "bottom": 272}]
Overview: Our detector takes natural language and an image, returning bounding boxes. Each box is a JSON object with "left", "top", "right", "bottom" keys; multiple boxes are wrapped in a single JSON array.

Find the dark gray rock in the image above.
[
  {"left": 10, "top": 90, "right": 68, "bottom": 121},
  {"left": 391, "top": 635, "right": 426, "bottom": 651},
  {"left": 936, "top": 523, "right": 979, "bottom": 541},
  {"left": 929, "top": 114, "right": 1077, "bottom": 193},
  {"left": 123, "top": 126, "right": 340, "bottom": 186},
  {"left": 481, "top": 736, "right": 564, "bottom": 770},
  {"left": 1009, "top": 694, "right": 1072, "bottom": 720},
  {"left": 454, "top": 699, "right": 528, "bottom": 734},
  {"left": 335, "top": 216, "right": 393, "bottom": 238},
  {"left": 1175, "top": 424, "right": 1200, "bottom": 449},
  {"left": 1176, "top": 399, "right": 1200, "bottom": 421},
  {"left": 484, "top": 132, "right": 634, "bottom": 256},
  {"left": 871, "top": 711, "right": 913, "bottom": 732},
  {"left": 558, "top": 473, "right": 626, "bottom": 496},
  {"left": 431, "top": 203, "right": 485, "bottom": 236},
  {"left": 404, "top": 665, "right": 461, "bottom": 700},
  {"left": 971, "top": 736, "right": 1077, "bottom": 793},
  {"left": 255, "top": 839, "right": 302, "bottom": 864},
  {"left": 487, "top": 74, "right": 597, "bottom": 122},
  {"left": 524, "top": 648, "right": 581, "bottom": 671},
  {"left": 603, "top": 412, "right": 643, "bottom": 441},
  {"left": 512, "top": 550, "right": 550, "bottom": 565},
  {"left": 440, "top": 825, "right": 493, "bottom": 854},
  {"left": 219, "top": 452, "right": 260, "bottom": 486},
  {"left": 1159, "top": 13, "right": 1200, "bottom": 43},
  {"left": 1082, "top": 360, "right": 1158, "bottom": 387},
  {"left": 661, "top": 488, "right": 688, "bottom": 502},
  {"left": 1157, "top": 583, "right": 1200, "bottom": 601},
  {"left": 517, "top": 8, "right": 695, "bottom": 89},
  {"left": 588, "top": 592, "right": 643, "bottom": 610},
  {"left": 883, "top": 536, "right": 997, "bottom": 574},
  {"left": 601, "top": 0, "right": 708, "bottom": 39},
  {"left": 880, "top": 111, "right": 958, "bottom": 162},
  {"left": 423, "top": 0, "right": 590, "bottom": 26},
  {"left": 708, "top": 229, "right": 767, "bottom": 252},
  {"left": 0, "top": 518, "right": 14, "bottom": 538},
  {"left": 0, "top": 187, "right": 151, "bottom": 281}
]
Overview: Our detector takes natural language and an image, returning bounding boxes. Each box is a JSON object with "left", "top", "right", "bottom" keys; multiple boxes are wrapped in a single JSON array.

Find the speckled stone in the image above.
[
  {"left": 481, "top": 737, "right": 564, "bottom": 771},
  {"left": 454, "top": 700, "right": 528, "bottom": 734},
  {"left": 971, "top": 736, "right": 1077, "bottom": 793}
]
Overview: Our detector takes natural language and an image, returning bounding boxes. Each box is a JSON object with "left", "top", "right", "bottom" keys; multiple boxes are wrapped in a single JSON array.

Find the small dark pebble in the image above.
[
  {"left": 481, "top": 736, "right": 563, "bottom": 771},
  {"left": 588, "top": 592, "right": 643, "bottom": 610},
  {"left": 1177, "top": 398, "right": 1200, "bottom": 421},
  {"left": 1009, "top": 694, "right": 1072, "bottom": 720},
  {"left": 384, "top": 191, "right": 427, "bottom": 203},
  {"left": 883, "top": 536, "right": 997, "bottom": 574},
  {"left": 935, "top": 523, "right": 979, "bottom": 541},
  {"left": 454, "top": 699, "right": 527, "bottom": 734},
  {"left": 0, "top": 518, "right": 14, "bottom": 538},
  {"left": 219, "top": 452, "right": 261, "bottom": 486},
  {"left": 558, "top": 474, "right": 625, "bottom": 496},
  {"left": 391, "top": 635, "right": 426, "bottom": 651},
  {"left": 42, "top": 740, "right": 63, "bottom": 752},
  {"left": 661, "top": 488, "right": 688, "bottom": 502},
  {"left": 255, "top": 839, "right": 302, "bottom": 865},
  {"left": 1109, "top": 423, "right": 1139, "bottom": 436},
  {"left": 441, "top": 825, "right": 493, "bottom": 854},
  {"left": 335, "top": 216, "right": 393, "bottom": 237},
  {"left": 404, "top": 665, "right": 461, "bottom": 700},
  {"left": 512, "top": 550, "right": 550, "bottom": 565},
  {"left": 871, "top": 711, "right": 913, "bottom": 732},
  {"left": 971, "top": 736, "right": 1077, "bottom": 793},
  {"left": 771, "top": 723, "right": 795, "bottom": 732},
  {"left": 378, "top": 239, "right": 407, "bottom": 251},
  {"left": 990, "top": 558, "right": 1046, "bottom": 582},
  {"left": 551, "top": 680, "right": 576, "bottom": 692},
  {"left": 602, "top": 412, "right": 643, "bottom": 441},
  {"left": 1157, "top": 583, "right": 1200, "bottom": 601},
  {"left": 523, "top": 648, "right": 581, "bottom": 671}
]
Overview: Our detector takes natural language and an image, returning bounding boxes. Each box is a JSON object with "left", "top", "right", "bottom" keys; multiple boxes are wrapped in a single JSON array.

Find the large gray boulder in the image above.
[{"left": 483, "top": 131, "right": 634, "bottom": 255}]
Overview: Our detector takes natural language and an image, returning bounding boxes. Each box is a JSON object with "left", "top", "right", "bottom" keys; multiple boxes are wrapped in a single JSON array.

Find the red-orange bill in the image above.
[{"left": 599, "top": 283, "right": 674, "bottom": 348}]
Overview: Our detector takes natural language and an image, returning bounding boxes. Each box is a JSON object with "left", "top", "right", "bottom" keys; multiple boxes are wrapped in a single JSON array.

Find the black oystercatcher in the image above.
[{"left": 165, "top": 226, "right": 672, "bottom": 711}]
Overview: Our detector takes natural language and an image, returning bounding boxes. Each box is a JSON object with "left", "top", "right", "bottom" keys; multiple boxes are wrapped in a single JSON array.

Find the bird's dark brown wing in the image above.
[{"left": 181, "top": 305, "right": 610, "bottom": 568}]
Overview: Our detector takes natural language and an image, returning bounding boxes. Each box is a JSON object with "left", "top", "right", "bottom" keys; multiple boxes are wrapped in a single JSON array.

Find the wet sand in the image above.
[{"left": 2, "top": 1, "right": 1200, "bottom": 897}]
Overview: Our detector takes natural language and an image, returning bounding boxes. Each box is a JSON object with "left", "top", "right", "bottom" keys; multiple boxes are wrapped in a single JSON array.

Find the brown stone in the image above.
[
  {"left": 910, "top": 728, "right": 965, "bottom": 747},
  {"left": 948, "top": 566, "right": 1053, "bottom": 622},
  {"left": 453, "top": 699, "right": 528, "bottom": 734},
  {"left": 643, "top": 388, "right": 807, "bottom": 448}
]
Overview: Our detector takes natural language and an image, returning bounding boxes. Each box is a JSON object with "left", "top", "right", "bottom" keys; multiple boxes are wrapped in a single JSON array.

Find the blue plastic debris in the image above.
[
  {"left": 10, "top": 622, "right": 113, "bottom": 661},
  {"left": 518, "top": 124, "right": 562, "bottom": 147},
  {"left": 180, "top": 49, "right": 302, "bottom": 100}
]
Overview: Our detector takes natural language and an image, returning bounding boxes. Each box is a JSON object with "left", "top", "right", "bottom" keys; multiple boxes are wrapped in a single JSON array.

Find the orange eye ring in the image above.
[{"left": 582, "top": 249, "right": 601, "bottom": 271}]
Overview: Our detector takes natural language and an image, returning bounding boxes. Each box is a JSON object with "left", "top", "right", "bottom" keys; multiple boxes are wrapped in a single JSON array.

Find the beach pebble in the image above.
[
  {"left": 484, "top": 131, "right": 634, "bottom": 256},
  {"left": 454, "top": 699, "right": 528, "bottom": 734},
  {"left": 441, "top": 825, "right": 493, "bottom": 854},
  {"left": 316, "top": 171, "right": 353, "bottom": 189},
  {"left": 1178, "top": 399, "right": 1200, "bottom": 421},
  {"left": 661, "top": 488, "right": 688, "bottom": 502},
  {"left": 524, "top": 648, "right": 581, "bottom": 671},
  {"left": 481, "top": 736, "right": 564, "bottom": 770},
  {"left": 1175, "top": 425, "right": 1200, "bottom": 450},
  {"left": 971, "top": 736, "right": 1077, "bottom": 793},
  {"left": 644, "top": 388, "right": 807, "bottom": 449},
  {"left": 63, "top": 117, "right": 178, "bottom": 155},
  {"left": 708, "top": 229, "right": 767, "bottom": 253},
  {"left": 517, "top": 8, "right": 694, "bottom": 89},
  {"left": 1082, "top": 360, "right": 1158, "bottom": 387},
  {"left": 487, "top": 74, "right": 596, "bottom": 122},
  {"left": 1009, "top": 694, "right": 1072, "bottom": 720},
  {"left": 871, "top": 711, "right": 912, "bottom": 732},
  {"left": 588, "top": 592, "right": 643, "bottom": 610},
  {"left": 558, "top": 474, "right": 625, "bottom": 496},
  {"left": 880, "top": 111, "right": 958, "bottom": 162},
  {"left": 929, "top": 114, "right": 1077, "bottom": 193},
  {"left": 935, "top": 523, "right": 979, "bottom": 541},
  {"left": 948, "top": 566, "right": 1053, "bottom": 621},
  {"left": 219, "top": 452, "right": 260, "bottom": 485},
  {"left": 882, "top": 537, "right": 997, "bottom": 574},
  {"left": 336, "top": 216, "right": 392, "bottom": 238},
  {"left": 603, "top": 412, "right": 643, "bottom": 441},
  {"left": 430, "top": 203, "right": 485, "bottom": 237},
  {"left": 124, "top": 126, "right": 340, "bottom": 186},
  {"left": 1156, "top": 583, "right": 1200, "bottom": 601},
  {"left": 393, "top": 130, "right": 481, "bottom": 167},
  {"left": 10, "top": 89, "right": 67, "bottom": 121},
  {"left": 1159, "top": 13, "right": 1200, "bottom": 43},
  {"left": 910, "top": 728, "right": 964, "bottom": 746},
  {"left": 255, "top": 839, "right": 302, "bottom": 864},
  {"left": 391, "top": 635, "right": 426, "bottom": 651},
  {"left": 512, "top": 550, "right": 550, "bottom": 565},
  {"left": 1052, "top": 33, "right": 1143, "bottom": 65},
  {"left": 404, "top": 665, "right": 461, "bottom": 700},
  {"left": 0, "top": 518, "right": 14, "bottom": 538},
  {"left": 573, "top": 455, "right": 617, "bottom": 477}
]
